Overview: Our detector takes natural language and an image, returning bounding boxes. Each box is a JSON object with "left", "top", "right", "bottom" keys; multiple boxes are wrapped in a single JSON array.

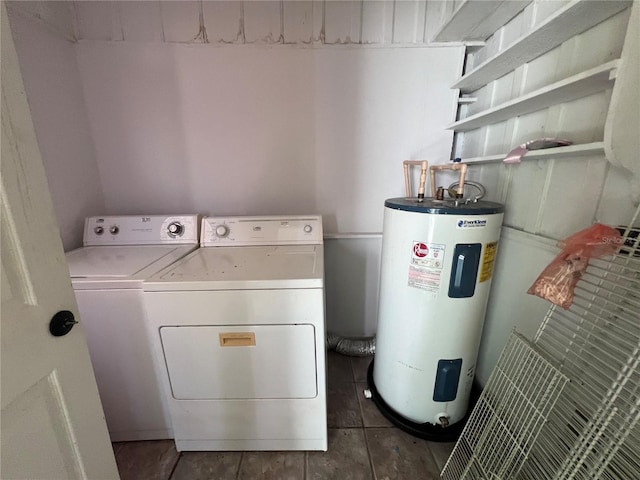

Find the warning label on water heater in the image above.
[
  {"left": 408, "top": 241, "right": 446, "bottom": 292},
  {"left": 479, "top": 241, "right": 498, "bottom": 282}
]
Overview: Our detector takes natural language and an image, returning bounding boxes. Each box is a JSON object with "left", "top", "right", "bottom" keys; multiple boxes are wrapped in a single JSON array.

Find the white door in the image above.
[{"left": 0, "top": 6, "right": 119, "bottom": 480}]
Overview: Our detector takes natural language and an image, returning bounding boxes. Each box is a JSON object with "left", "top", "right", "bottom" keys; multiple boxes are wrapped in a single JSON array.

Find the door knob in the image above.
[{"left": 49, "top": 310, "right": 77, "bottom": 337}]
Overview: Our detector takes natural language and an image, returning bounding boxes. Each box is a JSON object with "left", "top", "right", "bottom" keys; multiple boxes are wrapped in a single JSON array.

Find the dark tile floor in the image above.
[{"left": 112, "top": 352, "right": 455, "bottom": 479}]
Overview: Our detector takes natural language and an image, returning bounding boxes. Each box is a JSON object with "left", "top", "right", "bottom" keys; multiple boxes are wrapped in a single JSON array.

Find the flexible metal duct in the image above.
[{"left": 326, "top": 333, "right": 376, "bottom": 356}]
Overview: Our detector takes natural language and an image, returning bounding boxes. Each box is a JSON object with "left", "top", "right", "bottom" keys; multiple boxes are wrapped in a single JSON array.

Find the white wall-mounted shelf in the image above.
[
  {"left": 432, "top": 0, "right": 531, "bottom": 43},
  {"left": 448, "top": 61, "right": 619, "bottom": 132},
  {"left": 458, "top": 97, "right": 478, "bottom": 105},
  {"left": 461, "top": 142, "right": 605, "bottom": 165},
  {"left": 452, "top": 0, "right": 631, "bottom": 93}
]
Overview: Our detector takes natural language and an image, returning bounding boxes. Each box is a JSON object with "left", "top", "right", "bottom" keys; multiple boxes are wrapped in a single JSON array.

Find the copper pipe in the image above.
[
  {"left": 418, "top": 161, "right": 428, "bottom": 201},
  {"left": 402, "top": 160, "right": 429, "bottom": 198},
  {"left": 429, "top": 163, "right": 468, "bottom": 197},
  {"left": 403, "top": 163, "right": 410, "bottom": 197}
]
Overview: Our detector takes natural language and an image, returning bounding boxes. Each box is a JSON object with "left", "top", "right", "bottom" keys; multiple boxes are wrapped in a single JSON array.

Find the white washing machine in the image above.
[
  {"left": 143, "top": 215, "right": 327, "bottom": 452},
  {"left": 65, "top": 215, "right": 200, "bottom": 442}
]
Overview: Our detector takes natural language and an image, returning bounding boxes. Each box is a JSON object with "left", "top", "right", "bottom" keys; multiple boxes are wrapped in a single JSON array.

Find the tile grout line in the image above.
[
  {"left": 351, "top": 381, "right": 365, "bottom": 428},
  {"left": 425, "top": 443, "right": 444, "bottom": 479},
  {"left": 349, "top": 355, "right": 357, "bottom": 383},
  {"left": 362, "top": 427, "right": 378, "bottom": 480},
  {"left": 166, "top": 449, "right": 182, "bottom": 480},
  {"left": 355, "top": 377, "right": 368, "bottom": 428},
  {"left": 112, "top": 442, "right": 123, "bottom": 457},
  {"left": 235, "top": 451, "right": 244, "bottom": 479},
  {"left": 351, "top": 355, "right": 367, "bottom": 431},
  {"left": 304, "top": 451, "right": 308, "bottom": 480},
  {"left": 353, "top": 355, "right": 378, "bottom": 480},
  {"left": 328, "top": 426, "right": 371, "bottom": 429}
]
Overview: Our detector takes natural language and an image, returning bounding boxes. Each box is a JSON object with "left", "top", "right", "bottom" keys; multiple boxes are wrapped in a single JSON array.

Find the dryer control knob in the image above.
[
  {"left": 94, "top": 226, "right": 104, "bottom": 235},
  {"left": 109, "top": 226, "right": 119, "bottom": 235},
  {"left": 304, "top": 225, "right": 313, "bottom": 233},
  {"left": 168, "top": 222, "right": 184, "bottom": 237},
  {"left": 215, "top": 225, "right": 229, "bottom": 238}
]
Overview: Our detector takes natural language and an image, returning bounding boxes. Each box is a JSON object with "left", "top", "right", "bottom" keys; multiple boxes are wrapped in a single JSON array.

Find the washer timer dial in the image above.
[
  {"left": 167, "top": 222, "right": 184, "bottom": 237},
  {"left": 304, "top": 225, "right": 313, "bottom": 233},
  {"left": 215, "top": 225, "right": 230, "bottom": 238}
]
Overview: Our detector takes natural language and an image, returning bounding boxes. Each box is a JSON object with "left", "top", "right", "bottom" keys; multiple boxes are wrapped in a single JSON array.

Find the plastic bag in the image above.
[{"left": 527, "top": 224, "right": 622, "bottom": 309}]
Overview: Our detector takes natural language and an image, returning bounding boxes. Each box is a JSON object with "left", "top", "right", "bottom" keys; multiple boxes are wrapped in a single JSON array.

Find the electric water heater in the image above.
[{"left": 370, "top": 195, "right": 504, "bottom": 438}]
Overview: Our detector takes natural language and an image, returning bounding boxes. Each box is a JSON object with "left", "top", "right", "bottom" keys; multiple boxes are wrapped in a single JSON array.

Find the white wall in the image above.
[
  {"left": 314, "top": 47, "right": 463, "bottom": 233},
  {"left": 8, "top": 5, "right": 105, "bottom": 251},
  {"left": 324, "top": 236, "right": 382, "bottom": 337},
  {"left": 475, "top": 228, "right": 557, "bottom": 385},
  {"left": 75, "top": 43, "right": 462, "bottom": 234}
]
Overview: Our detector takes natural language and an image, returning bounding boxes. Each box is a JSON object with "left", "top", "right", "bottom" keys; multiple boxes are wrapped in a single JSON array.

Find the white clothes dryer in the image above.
[
  {"left": 143, "top": 215, "right": 327, "bottom": 452},
  {"left": 65, "top": 215, "right": 199, "bottom": 441}
]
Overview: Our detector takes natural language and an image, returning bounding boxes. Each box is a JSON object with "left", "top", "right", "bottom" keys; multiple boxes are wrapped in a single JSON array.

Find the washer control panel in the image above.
[
  {"left": 84, "top": 215, "right": 200, "bottom": 246},
  {"left": 202, "top": 215, "right": 323, "bottom": 246}
]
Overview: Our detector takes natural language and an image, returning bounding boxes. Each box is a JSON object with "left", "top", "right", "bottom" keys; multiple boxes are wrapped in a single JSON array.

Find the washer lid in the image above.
[
  {"left": 385, "top": 198, "right": 504, "bottom": 215},
  {"left": 144, "top": 245, "right": 324, "bottom": 291},
  {"left": 66, "top": 245, "right": 191, "bottom": 278}
]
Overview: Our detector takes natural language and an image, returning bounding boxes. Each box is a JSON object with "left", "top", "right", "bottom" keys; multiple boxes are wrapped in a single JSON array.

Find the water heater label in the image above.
[
  {"left": 479, "top": 241, "right": 498, "bottom": 282},
  {"left": 457, "top": 218, "right": 487, "bottom": 229},
  {"left": 408, "top": 265, "right": 441, "bottom": 293},
  {"left": 409, "top": 242, "right": 446, "bottom": 292},
  {"left": 411, "top": 242, "right": 445, "bottom": 268}
]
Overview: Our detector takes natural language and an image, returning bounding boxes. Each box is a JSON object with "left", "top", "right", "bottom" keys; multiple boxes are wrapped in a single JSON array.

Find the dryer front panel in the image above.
[{"left": 160, "top": 324, "right": 317, "bottom": 400}]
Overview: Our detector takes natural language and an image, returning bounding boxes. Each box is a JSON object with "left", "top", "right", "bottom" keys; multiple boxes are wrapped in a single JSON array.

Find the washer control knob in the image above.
[
  {"left": 109, "top": 226, "right": 119, "bottom": 235},
  {"left": 304, "top": 225, "right": 313, "bottom": 233},
  {"left": 167, "top": 222, "right": 184, "bottom": 237},
  {"left": 94, "top": 226, "right": 104, "bottom": 235},
  {"left": 215, "top": 225, "right": 229, "bottom": 238}
]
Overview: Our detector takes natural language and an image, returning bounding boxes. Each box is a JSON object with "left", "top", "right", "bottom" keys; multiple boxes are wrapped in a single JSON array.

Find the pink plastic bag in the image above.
[{"left": 527, "top": 224, "right": 622, "bottom": 309}]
